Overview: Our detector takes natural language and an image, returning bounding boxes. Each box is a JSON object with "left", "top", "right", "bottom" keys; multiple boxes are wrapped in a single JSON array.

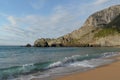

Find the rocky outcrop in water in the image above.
[
  {"left": 25, "top": 43, "right": 32, "bottom": 47},
  {"left": 34, "top": 5, "right": 120, "bottom": 47}
]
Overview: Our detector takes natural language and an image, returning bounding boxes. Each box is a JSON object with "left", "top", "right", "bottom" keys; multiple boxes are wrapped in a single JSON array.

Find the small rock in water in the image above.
[{"left": 26, "top": 43, "right": 32, "bottom": 47}]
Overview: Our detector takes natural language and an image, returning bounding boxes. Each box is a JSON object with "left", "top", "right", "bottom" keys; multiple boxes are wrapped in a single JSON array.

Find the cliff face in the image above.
[
  {"left": 84, "top": 5, "right": 120, "bottom": 27},
  {"left": 63, "top": 5, "right": 120, "bottom": 39},
  {"left": 34, "top": 5, "right": 120, "bottom": 47}
]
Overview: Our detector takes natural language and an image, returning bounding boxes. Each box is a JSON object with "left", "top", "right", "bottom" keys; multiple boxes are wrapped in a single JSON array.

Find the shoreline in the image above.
[
  {"left": 30, "top": 53, "right": 120, "bottom": 80},
  {"left": 54, "top": 55, "right": 120, "bottom": 80}
]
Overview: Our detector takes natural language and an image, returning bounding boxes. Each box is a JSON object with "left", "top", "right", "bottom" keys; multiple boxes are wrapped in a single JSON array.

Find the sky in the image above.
[{"left": 0, "top": 0, "right": 120, "bottom": 45}]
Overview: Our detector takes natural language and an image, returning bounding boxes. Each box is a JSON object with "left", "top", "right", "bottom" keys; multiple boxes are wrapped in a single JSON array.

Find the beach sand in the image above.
[{"left": 55, "top": 57, "right": 120, "bottom": 80}]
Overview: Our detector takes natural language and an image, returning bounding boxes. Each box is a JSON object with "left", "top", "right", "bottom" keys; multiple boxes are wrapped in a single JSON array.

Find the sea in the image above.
[{"left": 0, "top": 46, "right": 120, "bottom": 80}]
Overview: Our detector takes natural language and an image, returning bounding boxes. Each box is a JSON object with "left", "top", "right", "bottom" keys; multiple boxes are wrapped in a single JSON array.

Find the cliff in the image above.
[{"left": 34, "top": 5, "right": 120, "bottom": 47}]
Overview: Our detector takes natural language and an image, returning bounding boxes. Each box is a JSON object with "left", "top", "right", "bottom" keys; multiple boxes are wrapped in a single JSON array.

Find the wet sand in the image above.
[{"left": 55, "top": 56, "right": 120, "bottom": 80}]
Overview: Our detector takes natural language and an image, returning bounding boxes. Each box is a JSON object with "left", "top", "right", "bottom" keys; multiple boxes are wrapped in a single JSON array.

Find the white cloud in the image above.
[
  {"left": 0, "top": 5, "right": 82, "bottom": 45},
  {"left": 7, "top": 16, "right": 17, "bottom": 25},
  {"left": 93, "top": 0, "right": 110, "bottom": 5},
  {"left": 0, "top": 5, "right": 97, "bottom": 45}
]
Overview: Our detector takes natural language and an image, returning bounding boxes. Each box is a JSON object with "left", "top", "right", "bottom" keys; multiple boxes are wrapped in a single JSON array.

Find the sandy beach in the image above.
[{"left": 55, "top": 56, "right": 120, "bottom": 80}]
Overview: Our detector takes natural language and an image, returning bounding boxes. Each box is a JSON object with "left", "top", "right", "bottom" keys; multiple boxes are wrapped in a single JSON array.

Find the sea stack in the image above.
[{"left": 26, "top": 43, "right": 32, "bottom": 47}]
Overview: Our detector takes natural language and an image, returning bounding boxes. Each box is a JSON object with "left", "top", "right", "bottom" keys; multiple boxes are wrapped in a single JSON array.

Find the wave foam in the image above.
[
  {"left": 47, "top": 52, "right": 120, "bottom": 69},
  {"left": 69, "top": 61, "right": 94, "bottom": 68}
]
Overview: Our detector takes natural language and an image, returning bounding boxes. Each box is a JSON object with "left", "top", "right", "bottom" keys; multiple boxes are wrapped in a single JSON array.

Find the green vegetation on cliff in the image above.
[{"left": 94, "top": 28, "right": 120, "bottom": 38}]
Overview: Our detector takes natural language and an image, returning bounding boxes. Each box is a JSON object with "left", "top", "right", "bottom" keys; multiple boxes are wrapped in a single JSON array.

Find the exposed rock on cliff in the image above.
[
  {"left": 34, "top": 5, "right": 120, "bottom": 47},
  {"left": 34, "top": 38, "right": 49, "bottom": 47},
  {"left": 63, "top": 5, "right": 120, "bottom": 39}
]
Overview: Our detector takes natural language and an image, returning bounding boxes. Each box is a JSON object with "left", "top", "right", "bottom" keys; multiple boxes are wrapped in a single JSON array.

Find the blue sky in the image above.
[{"left": 0, "top": 0, "right": 120, "bottom": 45}]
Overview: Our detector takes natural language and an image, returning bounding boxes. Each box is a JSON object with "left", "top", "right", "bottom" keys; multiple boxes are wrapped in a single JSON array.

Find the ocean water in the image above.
[{"left": 0, "top": 46, "right": 120, "bottom": 80}]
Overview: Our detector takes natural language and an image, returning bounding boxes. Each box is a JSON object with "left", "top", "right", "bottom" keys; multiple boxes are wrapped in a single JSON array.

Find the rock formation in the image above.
[
  {"left": 26, "top": 43, "right": 32, "bottom": 47},
  {"left": 34, "top": 5, "right": 120, "bottom": 47},
  {"left": 34, "top": 38, "right": 49, "bottom": 47}
]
